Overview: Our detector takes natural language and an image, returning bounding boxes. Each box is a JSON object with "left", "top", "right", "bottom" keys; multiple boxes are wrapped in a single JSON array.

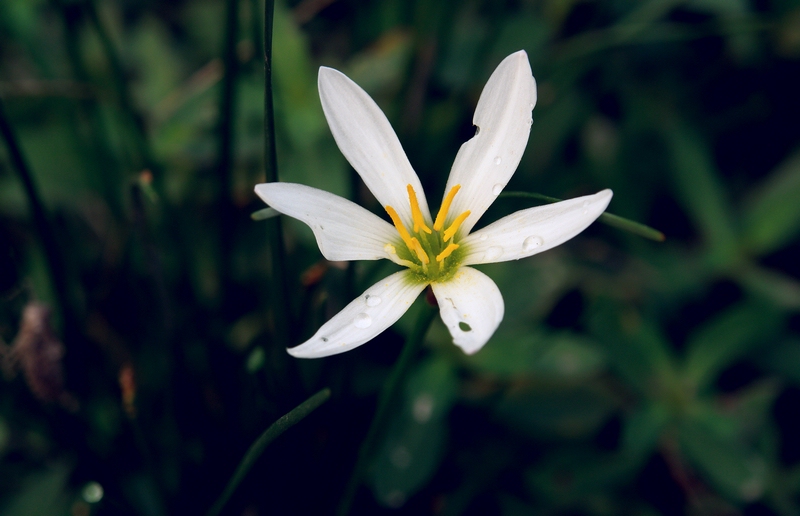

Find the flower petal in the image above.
[
  {"left": 461, "top": 189, "right": 613, "bottom": 265},
  {"left": 287, "top": 270, "right": 426, "bottom": 358},
  {"left": 431, "top": 267, "right": 504, "bottom": 355},
  {"left": 442, "top": 50, "right": 537, "bottom": 236},
  {"left": 318, "top": 67, "right": 431, "bottom": 225},
  {"left": 255, "top": 182, "right": 398, "bottom": 261}
]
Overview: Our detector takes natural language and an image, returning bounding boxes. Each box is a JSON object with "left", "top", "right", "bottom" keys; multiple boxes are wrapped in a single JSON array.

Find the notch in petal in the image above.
[
  {"left": 319, "top": 67, "right": 431, "bottom": 225},
  {"left": 443, "top": 51, "right": 537, "bottom": 236},
  {"left": 461, "top": 189, "right": 613, "bottom": 265},
  {"left": 431, "top": 267, "right": 504, "bottom": 355},
  {"left": 255, "top": 182, "right": 398, "bottom": 261},
  {"left": 287, "top": 271, "right": 426, "bottom": 358}
]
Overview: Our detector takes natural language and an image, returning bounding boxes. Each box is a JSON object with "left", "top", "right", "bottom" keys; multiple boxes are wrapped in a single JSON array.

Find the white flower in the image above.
[{"left": 255, "top": 51, "right": 612, "bottom": 358}]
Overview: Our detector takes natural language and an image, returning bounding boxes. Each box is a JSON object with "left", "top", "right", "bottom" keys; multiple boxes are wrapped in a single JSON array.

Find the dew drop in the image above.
[
  {"left": 479, "top": 234, "right": 488, "bottom": 241},
  {"left": 493, "top": 156, "right": 502, "bottom": 165},
  {"left": 391, "top": 446, "right": 412, "bottom": 469},
  {"left": 484, "top": 246, "right": 503, "bottom": 261},
  {"left": 522, "top": 235, "right": 544, "bottom": 251},
  {"left": 492, "top": 183, "right": 503, "bottom": 195},
  {"left": 582, "top": 201, "right": 590, "bottom": 208},
  {"left": 365, "top": 294, "right": 381, "bottom": 307},
  {"left": 354, "top": 313, "right": 372, "bottom": 328}
]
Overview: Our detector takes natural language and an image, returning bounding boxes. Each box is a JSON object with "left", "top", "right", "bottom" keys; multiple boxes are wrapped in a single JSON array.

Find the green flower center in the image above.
[{"left": 384, "top": 184, "right": 470, "bottom": 283}]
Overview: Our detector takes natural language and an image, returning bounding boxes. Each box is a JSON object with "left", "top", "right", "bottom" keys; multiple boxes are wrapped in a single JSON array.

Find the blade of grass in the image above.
[
  {"left": 207, "top": 388, "right": 332, "bottom": 516},
  {"left": 263, "top": 0, "right": 292, "bottom": 346},
  {"left": 83, "top": 0, "right": 160, "bottom": 178},
  {"left": 216, "top": 0, "right": 240, "bottom": 298},
  {"left": 0, "top": 99, "right": 75, "bottom": 336},
  {"left": 500, "top": 191, "right": 666, "bottom": 241}
]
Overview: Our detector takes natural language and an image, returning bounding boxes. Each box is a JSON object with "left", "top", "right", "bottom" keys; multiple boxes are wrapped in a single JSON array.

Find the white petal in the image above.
[
  {"left": 431, "top": 267, "right": 504, "bottom": 355},
  {"left": 318, "top": 67, "right": 431, "bottom": 226},
  {"left": 443, "top": 50, "right": 537, "bottom": 236},
  {"left": 255, "top": 182, "right": 398, "bottom": 261},
  {"left": 287, "top": 270, "right": 426, "bottom": 358},
  {"left": 461, "top": 190, "right": 613, "bottom": 265}
]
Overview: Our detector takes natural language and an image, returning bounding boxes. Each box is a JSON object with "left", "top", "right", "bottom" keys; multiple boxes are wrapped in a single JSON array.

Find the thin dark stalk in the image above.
[
  {"left": 263, "top": 0, "right": 291, "bottom": 345},
  {"left": 50, "top": 0, "right": 124, "bottom": 216},
  {"left": 83, "top": 0, "right": 159, "bottom": 177},
  {"left": 336, "top": 302, "right": 438, "bottom": 516},
  {"left": 0, "top": 99, "right": 74, "bottom": 334},
  {"left": 207, "top": 388, "right": 332, "bottom": 516},
  {"left": 216, "top": 0, "right": 240, "bottom": 297}
]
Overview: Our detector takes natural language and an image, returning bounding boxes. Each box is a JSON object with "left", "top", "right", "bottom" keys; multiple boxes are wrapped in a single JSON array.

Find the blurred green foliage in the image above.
[{"left": 2, "top": 0, "right": 800, "bottom": 515}]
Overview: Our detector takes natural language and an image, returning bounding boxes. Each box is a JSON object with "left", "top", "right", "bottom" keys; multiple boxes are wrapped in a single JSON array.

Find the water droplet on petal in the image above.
[
  {"left": 479, "top": 234, "right": 488, "bottom": 241},
  {"left": 484, "top": 246, "right": 503, "bottom": 261},
  {"left": 354, "top": 313, "right": 372, "bottom": 328},
  {"left": 365, "top": 295, "right": 381, "bottom": 307},
  {"left": 527, "top": 118, "right": 533, "bottom": 127},
  {"left": 522, "top": 235, "right": 544, "bottom": 251},
  {"left": 582, "top": 201, "right": 590, "bottom": 208},
  {"left": 492, "top": 183, "right": 503, "bottom": 195},
  {"left": 493, "top": 156, "right": 502, "bottom": 165}
]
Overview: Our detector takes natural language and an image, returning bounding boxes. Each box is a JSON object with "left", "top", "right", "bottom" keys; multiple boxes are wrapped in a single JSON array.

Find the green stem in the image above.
[
  {"left": 0, "top": 99, "right": 75, "bottom": 334},
  {"left": 336, "top": 301, "right": 438, "bottom": 516},
  {"left": 207, "top": 388, "right": 332, "bottom": 516},
  {"left": 262, "top": 0, "right": 291, "bottom": 345},
  {"left": 500, "top": 191, "right": 666, "bottom": 242},
  {"left": 216, "top": 0, "right": 240, "bottom": 297},
  {"left": 84, "top": 0, "right": 159, "bottom": 177}
]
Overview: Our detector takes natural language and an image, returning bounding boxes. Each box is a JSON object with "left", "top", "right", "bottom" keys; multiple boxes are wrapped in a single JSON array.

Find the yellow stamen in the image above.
[
  {"left": 409, "top": 237, "right": 430, "bottom": 265},
  {"left": 443, "top": 210, "right": 471, "bottom": 242},
  {"left": 406, "top": 185, "right": 432, "bottom": 234},
  {"left": 433, "top": 184, "right": 461, "bottom": 231},
  {"left": 385, "top": 205, "right": 415, "bottom": 250},
  {"left": 436, "top": 243, "right": 459, "bottom": 262}
]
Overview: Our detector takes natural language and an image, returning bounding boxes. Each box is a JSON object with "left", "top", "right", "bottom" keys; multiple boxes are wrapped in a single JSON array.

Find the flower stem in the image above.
[
  {"left": 336, "top": 301, "right": 438, "bottom": 516},
  {"left": 0, "top": 99, "right": 75, "bottom": 336},
  {"left": 207, "top": 388, "right": 332, "bottom": 516},
  {"left": 262, "top": 0, "right": 292, "bottom": 346}
]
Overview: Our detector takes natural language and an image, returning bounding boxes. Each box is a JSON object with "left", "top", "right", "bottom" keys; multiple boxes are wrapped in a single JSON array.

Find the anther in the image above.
[
  {"left": 385, "top": 205, "right": 415, "bottom": 250},
  {"left": 443, "top": 210, "right": 471, "bottom": 242},
  {"left": 409, "top": 237, "right": 430, "bottom": 265},
  {"left": 436, "top": 243, "right": 459, "bottom": 262},
  {"left": 433, "top": 185, "right": 461, "bottom": 231},
  {"left": 406, "top": 185, "right": 432, "bottom": 234}
]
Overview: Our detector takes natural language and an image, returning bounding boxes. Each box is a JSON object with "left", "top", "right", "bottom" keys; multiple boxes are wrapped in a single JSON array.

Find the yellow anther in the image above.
[
  {"left": 443, "top": 210, "right": 471, "bottom": 242},
  {"left": 433, "top": 184, "right": 461, "bottom": 231},
  {"left": 409, "top": 237, "right": 430, "bottom": 265},
  {"left": 436, "top": 243, "right": 459, "bottom": 262},
  {"left": 406, "top": 185, "right": 431, "bottom": 234},
  {"left": 385, "top": 205, "right": 415, "bottom": 250}
]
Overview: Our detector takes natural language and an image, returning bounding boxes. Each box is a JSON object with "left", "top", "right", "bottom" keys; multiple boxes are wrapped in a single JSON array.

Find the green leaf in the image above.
[
  {"left": 621, "top": 402, "right": 670, "bottom": 460},
  {"left": 369, "top": 356, "right": 458, "bottom": 507},
  {"left": 683, "top": 300, "right": 782, "bottom": 391},
  {"left": 0, "top": 461, "right": 71, "bottom": 516},
  {"left": 678, "top": 412, "right": 768, "bottom": 502},
  {"left": 588, "top": 300, "right": 677, "bottom": 397},
  {"left": 742, "top": 150, "right": 800, "bottom": 255},
  {"left": 465, "top": 329, "right": 605, "bottom": 380},
  {"left": 665, "top": 124, "right": 740, "bottom": 268},
  {"left": 495, "top": 385, "right": 615, "bottom": 439}
]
